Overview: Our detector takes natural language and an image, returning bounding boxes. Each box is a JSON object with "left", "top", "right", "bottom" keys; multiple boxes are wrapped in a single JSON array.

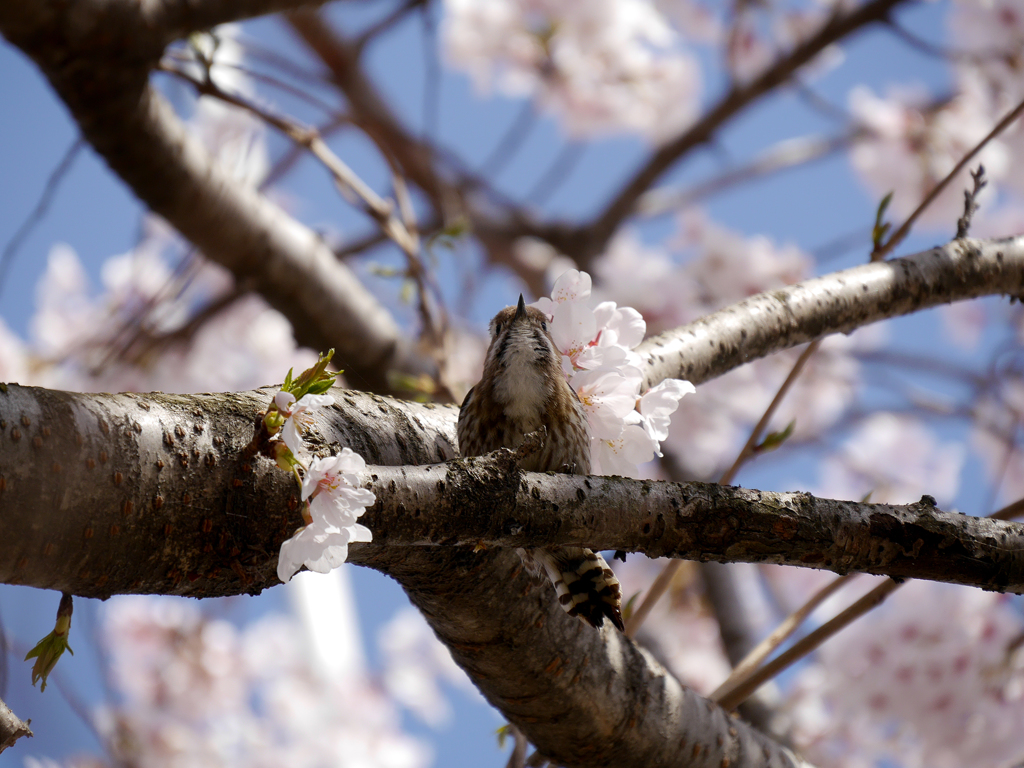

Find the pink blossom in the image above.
[
  {"left": 278, "top": 450, "right": 375, "bottom": 582},
  {"left": 592, "top": 301, "right": 646, "bottom": 350},
  {"left": 788, "top": 581, "right": 1024, "bottom": 768},
  {"left": 571, "top": 366, "right": 644, "bottom": 440},
  {"left": 549, "top": 298, "right": 598, "bottom": 366},
  {"left": 443, "top": 0, "right": 701, "bottom": 141},
  {"left": 848, "top": 81, "right": 1006, "bottom": 226},
  {"left": 639, "top": 378, "right": 696, "bottom": 452},
  {"left": 817, "top": 412, "right": 964, "bottom": 505},
  {"left": 592, "top": 417, "right": 656, "bottom": 477},
  {"left": 274, "top": 391, "right": 334, "bottom": 457},
  {"left": 534, "top": 267, "right": 694, "bottom": 476},
  {"left": 95, "top": 596, "right": 430, "bottom": 768}
]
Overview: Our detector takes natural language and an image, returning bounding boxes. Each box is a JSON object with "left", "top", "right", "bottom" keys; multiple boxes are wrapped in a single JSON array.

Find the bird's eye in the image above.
[
  {"left": 494, "top": 321, "right": 503, "bottom": 335},
  {"left": 540, "top": 321, "right": 547, "bottom": 332}
]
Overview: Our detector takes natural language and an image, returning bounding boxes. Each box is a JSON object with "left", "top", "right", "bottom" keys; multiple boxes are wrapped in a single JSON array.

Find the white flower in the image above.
[
  {"left": 442, "top": 0, "right": 701, "bottom": 141},
  {"left": 818, "top": 412, "right": 964, "bottom": 505},
  {"left": 275, "top": 391, "right": 334, "bottom": 457},
  {"left": 571, "top": 366, "right": 643, "bottom": 440},
  {"left": 549, "top": 297, "right": 598, "bottom": 366},
  {"left": 639, "top": 378, "right": 696, "bottom": 455},
  {"left": 278, "top": 449, "right": 375, "bottom": 583},
  {"left": 592, "top": 301, "right": 646, "bottom": 350},
  {"left": 528, "top": 266, "right": 694, "bottom": 476},
  {"left": 301, "top": 450, "right": 376, "bottom": 522},
  {"left": 277, "top": 522, "right": 372, "bottom": 583},
  {"left": 787, "top": 580, "right": 1024, "bottom": 768},
  {"left": 532, "top": 268, "right": 592, "bottom": 316},
  {"left": 592, "top": 417, "right": 655, "bottom": 477}
]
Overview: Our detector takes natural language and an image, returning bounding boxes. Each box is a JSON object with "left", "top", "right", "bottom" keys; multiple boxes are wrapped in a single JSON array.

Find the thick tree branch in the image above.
[
  {"left": 0, "top": 0, "right": 420, "bottom": 394},
  {"left": 357, "top": 461, "right": 1024, "bottom": 593},
  {"left": 4, "top": 381, "right": 1019, "bottom": 597},
  {"left": 637, "top": 236, "right": 1024, "bottom": 390}
]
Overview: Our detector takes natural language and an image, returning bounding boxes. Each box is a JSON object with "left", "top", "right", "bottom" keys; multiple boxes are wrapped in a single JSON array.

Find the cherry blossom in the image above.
[
  {"left": 442, "top": 0, "right": 701, "bottom": 141},
  {"left": 571, "top": 366, "right": 644, "bottom": 440},
  {"left": 533, "top": 268, "right": 695, "bottom": 475},
  {"left": 378, "top": 608, "right": 479, "bottom": 727},
  {"left": 274, "top": 391, "right": 334, "bottom": 457},
  {"left": 788, "top": 581, "right": 1024, "bottom": 768},
  {"left": 817, "top": 412, "right": 965, "bottom": 506},
  {"left": 847, "top": 80, "right": 1006, "bottom": 226},
  {"left": 73, "top": 596, "right": 431, "bottom": 768},
  {"left": 639, "top": 379, "right": 697, "bottom": 453},
  {"left": 278, "top": 450, "right": 375, "bottom": 582},
  {"left": 592, "top": 217, "right": 866, "bottom": 478}
]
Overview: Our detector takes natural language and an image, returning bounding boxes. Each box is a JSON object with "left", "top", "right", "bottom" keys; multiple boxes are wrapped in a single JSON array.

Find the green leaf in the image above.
[
  {"left": 400, "top": 278, "right": 415, "bottom": 305},
  {"left": 758, "top": 420, "right": 795, "bottom": 453},
  {"left": 367, "top": 263, "right": 403, "bottom": 278},
  {"left": 289, "top": 349, "right": 338, "bottom": 399},
  {"left": 26, "top": 593, "right": 73, "bottom": 692},
  {"left": 425, "top": 218, "right": 471, "bottom": 258},
  {"left": 496, "top": 724, "right": 513, "bottom": 749},
  {"left": 872, "top": 191, "right": 893, "bottom": 250},
  {"left": 306, "top": 379, "right": 336, "bottom": 395}
]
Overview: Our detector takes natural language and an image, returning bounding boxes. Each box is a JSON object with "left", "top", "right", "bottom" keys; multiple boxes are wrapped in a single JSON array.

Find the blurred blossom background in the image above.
[{"left": 4, "top": 0, "right": 1024, "bottom": 765}]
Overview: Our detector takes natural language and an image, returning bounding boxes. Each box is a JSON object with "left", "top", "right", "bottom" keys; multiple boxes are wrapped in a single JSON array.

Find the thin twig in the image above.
[
  {"left": 162, "top": 49, "right": 346, "bottom": 116},
  {"left": 709, "top": 573, "right": 855, "bottom": 703},
  {"left": 715, "top": 578, "right": 900, "bottom": 711},
  {"left": 623, "top": 559, "right": 682, "bottom": 638},
  {"left": 573, "top": 0, "right": 908, "bottom": 263},
  {"left": 260, "top": 115, "right": 350, "bottom": 190},
  {"left": 159, "top": 61, "right": 418, "bottom": 256},
  {"left": 720, "top": 340, "right": 821, "bottom": 485},
  {"left": 991, "top": 496, "right": 1024, "bottom": 521},
  {"left": 884, "top": 18, "right": 1012, "bottom": 63},
  {"left": 873, "top": 95, "right": 1024, "bottom": 260},
  {"left": 0, "top": 137, "right": 84, "bottom": 297},
  {"left": 334, "top": 229, "right": 392, "bottom": 259},
  {"left": 955, "top": 164, "right": 988, "bottom": 239},
  {"left": 505, "top": 725, "right": 528, "bottom": 768},
  {"left": 353, "top": 0, "right": 426, "bottom": 52},
  {"left": 714, "top": 485, "right": 1024, "bottom": 710}
]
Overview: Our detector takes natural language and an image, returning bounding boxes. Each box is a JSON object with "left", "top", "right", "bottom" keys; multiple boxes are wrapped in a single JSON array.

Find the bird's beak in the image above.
[{"left": 514, "top": 293, "right": 528, "bottom": 321}]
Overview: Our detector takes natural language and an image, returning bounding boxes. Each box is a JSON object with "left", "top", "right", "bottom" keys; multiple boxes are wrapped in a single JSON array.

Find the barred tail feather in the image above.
[{"left": 530, "top": 547, "right": 624, "bottom": 631}]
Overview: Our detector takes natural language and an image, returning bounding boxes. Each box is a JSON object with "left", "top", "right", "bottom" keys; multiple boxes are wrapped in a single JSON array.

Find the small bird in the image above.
[{"left": 458, "top": 294, "right": 624, "bottom": 630}]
